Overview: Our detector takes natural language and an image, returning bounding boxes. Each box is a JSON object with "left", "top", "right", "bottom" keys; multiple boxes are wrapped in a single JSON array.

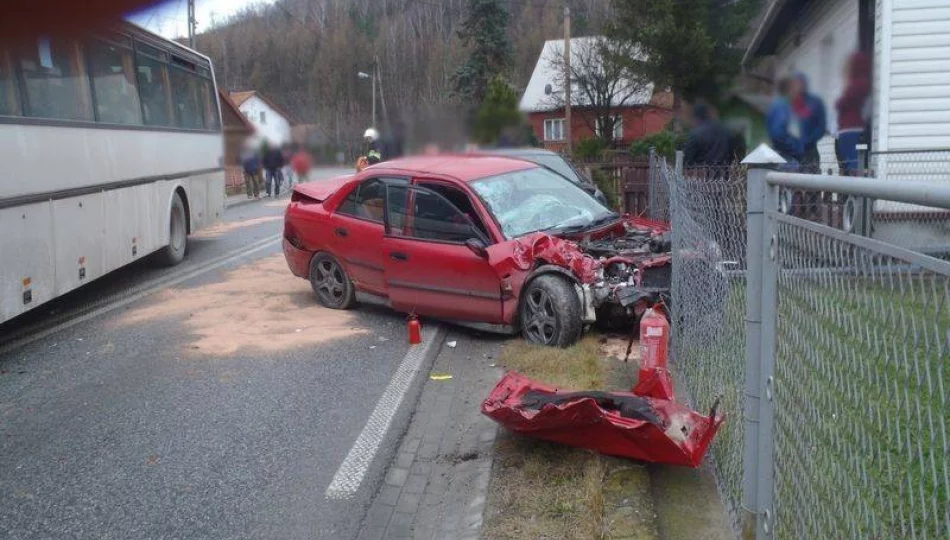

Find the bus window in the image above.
[
  {"left": 135, "top": 52, "right": 173, "bottom": 127},
  {"left": 17, "top": 37, "right": 93, "bottom": 121},
  {"left": 0, "top": 49, "right": 20, "bottom": 116},
  {"left": 87, "top": 39, "right": 142, "bottom": 125},
  {"left": 200, "top": 78, "right": 219, "bottom": 130},
  {"left": 169, "top": 62, "right": 203, "bottom": 129}
]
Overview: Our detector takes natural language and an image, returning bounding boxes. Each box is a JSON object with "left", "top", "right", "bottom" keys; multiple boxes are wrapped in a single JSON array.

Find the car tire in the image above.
[
  {"left": 520, "top": 274, "right": 582, "bottom": 347},
  {"left": 309, "top": 252, "right": 355, "bottom": 309},
  {"left": 155, "top": 193, "right": 187, "bottom": 267}
]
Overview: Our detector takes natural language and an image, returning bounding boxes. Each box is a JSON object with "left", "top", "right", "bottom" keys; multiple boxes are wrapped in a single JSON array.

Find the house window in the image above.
[
  {"left": 597, "top": 116, "right": 623, "bottom": 141},
  {"left": 259, "top": 110, "right": 266, "bottom": 124},
  {"left": 544, "top": 118, "right": 565, "bottom": 141}
]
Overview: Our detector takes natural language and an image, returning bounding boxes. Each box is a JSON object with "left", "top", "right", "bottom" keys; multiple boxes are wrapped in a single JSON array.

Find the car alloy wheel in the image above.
[
  {"left": 309, "top": 253, "right": 355, "bottom": 309},
  {"left": 523, "top": 287, "right": 559, "bottom": 345},
  {"left": 520, "top": 274, "right": 583, "bottom": 347}
]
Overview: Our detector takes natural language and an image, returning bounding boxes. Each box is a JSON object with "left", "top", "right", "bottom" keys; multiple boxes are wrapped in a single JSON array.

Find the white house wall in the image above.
[
  {"left": 775, "top": 0, "right": 860, "bottom": 173},
  {"left": 877, "top": 0, "right": 950, "bottom": 152},
  {"left": 239, "top": 96, "right": 291, "bottom": 146}
]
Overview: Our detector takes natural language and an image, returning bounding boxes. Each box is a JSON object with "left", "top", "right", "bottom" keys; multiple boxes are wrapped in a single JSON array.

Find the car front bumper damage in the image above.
[{"left": 482, "top": 371, "right": 724, "bottom": 466}]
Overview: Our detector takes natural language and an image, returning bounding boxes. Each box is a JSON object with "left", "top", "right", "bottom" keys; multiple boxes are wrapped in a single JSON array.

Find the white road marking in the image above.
[
  {"left": 325, "top": 326, "right": 443, "bottom": 500},
  {"left": 0, "top": 236, "right": 280, "bottom": 355}
]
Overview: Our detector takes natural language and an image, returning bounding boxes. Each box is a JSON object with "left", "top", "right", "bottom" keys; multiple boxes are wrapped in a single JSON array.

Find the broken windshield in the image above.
[{"left": 471, "top": 167, "right": 611, "bottom": 239}]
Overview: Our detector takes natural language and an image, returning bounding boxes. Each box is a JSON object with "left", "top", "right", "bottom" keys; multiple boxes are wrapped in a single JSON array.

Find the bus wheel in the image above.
[{"left": 156, "top": 193, "right": 187, "bottom": 266}]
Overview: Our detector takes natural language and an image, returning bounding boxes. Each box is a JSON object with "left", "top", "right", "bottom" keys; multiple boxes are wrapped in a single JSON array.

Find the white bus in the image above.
[{"left": 0, "top": 22, "right": 224, "bottom": 325}]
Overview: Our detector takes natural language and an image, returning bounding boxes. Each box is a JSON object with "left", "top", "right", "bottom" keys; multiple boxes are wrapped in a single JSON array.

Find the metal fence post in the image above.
[
  {"left": 648, "top": 147, "right": 657, "bottom": 218},
  {"left": 741, "top": 147, "right": 783, "bottom": 539}
]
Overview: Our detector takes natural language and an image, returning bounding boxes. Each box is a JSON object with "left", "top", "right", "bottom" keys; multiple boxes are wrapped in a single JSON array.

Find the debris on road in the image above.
[
  {"left": 481, "top": 371, "right": 723, "bottom": 467},
  {"left": 430, "top": 374, "right": 453, "bottom": 381},
  {"left": 447, "top": 340, "right": 458, "bottom": 348}
]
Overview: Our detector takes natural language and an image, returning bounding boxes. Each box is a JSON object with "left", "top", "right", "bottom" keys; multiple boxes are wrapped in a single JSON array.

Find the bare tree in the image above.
[{"left": 546, "top": 36, "right": 652, "bottom": 146}]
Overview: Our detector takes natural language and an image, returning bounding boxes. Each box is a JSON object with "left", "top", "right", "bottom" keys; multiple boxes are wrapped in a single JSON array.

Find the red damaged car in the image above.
[{"left": 282, "top": 155, "right": 671, "bottom": 346}]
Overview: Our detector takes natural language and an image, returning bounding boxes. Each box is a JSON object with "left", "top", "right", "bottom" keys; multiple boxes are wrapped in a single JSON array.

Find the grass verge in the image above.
[{"left": 482, "top": 337, "right": 659, "bottom": 540}]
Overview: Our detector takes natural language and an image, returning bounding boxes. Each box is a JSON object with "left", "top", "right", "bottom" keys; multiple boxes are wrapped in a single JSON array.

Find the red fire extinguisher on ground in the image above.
[
  {"left": 633, "top": 303, "right": 674, "bottom": 401},
  {"left": 408, "top": 314, "right": 422, "bottom": 345}
]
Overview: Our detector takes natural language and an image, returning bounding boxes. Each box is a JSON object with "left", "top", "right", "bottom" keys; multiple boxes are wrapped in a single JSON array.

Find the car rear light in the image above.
[{"left": 291, "top": 190, "right": 320, "bottom": 204}]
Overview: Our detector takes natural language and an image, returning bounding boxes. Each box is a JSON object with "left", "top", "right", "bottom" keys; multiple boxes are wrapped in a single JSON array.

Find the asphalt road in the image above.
[{"left": 0, "top": 168, "right": 432, "bottom": 539}]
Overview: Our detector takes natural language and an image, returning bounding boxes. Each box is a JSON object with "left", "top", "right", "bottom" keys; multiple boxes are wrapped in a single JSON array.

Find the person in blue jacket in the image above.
[
  {"left": 789, "top": 73, "right": 827, "bottom": 173},
  {"left": 766, "top": 77, "right": 804, "bottom": 169}
]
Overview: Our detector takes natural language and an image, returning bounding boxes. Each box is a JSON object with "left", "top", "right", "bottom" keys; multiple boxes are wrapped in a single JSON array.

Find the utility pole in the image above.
[
  {"left": 563, "top": 4, "right": 572, "bottom": 155},
  {"left": 187, "top": 0, "right": 197, "bottom": 49},
  {"left": 371, "top": 63, "right": 377, "bottom": 129}
]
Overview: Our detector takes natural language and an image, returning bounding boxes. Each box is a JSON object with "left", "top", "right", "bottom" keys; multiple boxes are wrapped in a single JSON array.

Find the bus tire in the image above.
[{"left": 156, "top": 193, "right": 187, "bottom": 266}]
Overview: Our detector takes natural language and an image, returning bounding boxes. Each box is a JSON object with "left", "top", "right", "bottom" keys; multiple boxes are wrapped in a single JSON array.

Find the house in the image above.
[
  {"left": 229, "top": 90, "right": 295, "bottom": 147},
  {"left": 744, "top": 0, "right": 950, "bottom": 244},
  {"left": 519, "top": 37, "right": 674, "bottom": 151},
  {"left": 218, "top": 90, "right": 255, "bottom": 195},
  {"left": 744, "top": 0, "right": 950, "bottom": 168}
]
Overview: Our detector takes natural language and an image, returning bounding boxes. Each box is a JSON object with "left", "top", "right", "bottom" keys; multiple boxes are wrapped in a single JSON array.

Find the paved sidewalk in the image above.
[{"left": 357, "top": 331, "right": 504, "bottom": 540}]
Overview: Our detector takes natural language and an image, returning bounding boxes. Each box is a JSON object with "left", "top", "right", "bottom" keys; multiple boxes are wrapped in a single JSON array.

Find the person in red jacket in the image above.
[
  {"left": 835, "top": 51, "right": 871, "bottom": 175},
  {"left": 290, "top": 147, "right": 313, "bottom": 183}
]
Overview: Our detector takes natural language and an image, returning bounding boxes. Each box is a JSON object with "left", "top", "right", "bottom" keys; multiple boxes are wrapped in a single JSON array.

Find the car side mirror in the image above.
[{"left": 465, "top": 238, "right": 488, "bottom": 259}]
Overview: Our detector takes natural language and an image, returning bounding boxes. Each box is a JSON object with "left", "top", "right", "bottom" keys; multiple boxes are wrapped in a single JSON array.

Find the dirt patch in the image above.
[
  {"left": 192, "top": 216, "right": 283, "bottom": 238},
  {"left": 119, "top": 255, "right": 367, "bottom": 355}
]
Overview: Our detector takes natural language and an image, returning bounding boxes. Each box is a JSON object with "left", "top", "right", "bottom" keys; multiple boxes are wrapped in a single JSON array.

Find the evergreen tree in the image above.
[
  {"left": 453, "top": 0, "right": 513, "bottom": 104},
  {"left": 473, "top": 76, "right": 522, "bottom": 144},
  {"left": 607, "top": 0, "right": 760, "bottom": 102}
]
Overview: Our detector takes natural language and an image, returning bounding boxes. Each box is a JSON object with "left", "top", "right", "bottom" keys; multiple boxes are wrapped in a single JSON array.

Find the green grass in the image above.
[{"left": 675, "top": 266, "right": 948, "bottom": 538}]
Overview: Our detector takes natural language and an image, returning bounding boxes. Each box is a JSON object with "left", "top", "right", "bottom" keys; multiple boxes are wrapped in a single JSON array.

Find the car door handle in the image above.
[
  {"left": 390, "top": 251, "right": 409, "bottom": 261},
  {"left": 335, "top": 227, "right": 348, "bottom": 238}
]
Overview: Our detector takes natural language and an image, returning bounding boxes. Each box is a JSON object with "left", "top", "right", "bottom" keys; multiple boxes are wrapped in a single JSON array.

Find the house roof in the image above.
[
  {"left": 519, "top": 36, "right": 655, "bottom": 113},
  {"left": 228, "top": 90, "right": 298, "bottom": 125},
  {"left": 218, "top": 90, "right": 255, "bottom": 134},
  {"left": 743, "top": 0, "right": 808, "bottom": 65}
]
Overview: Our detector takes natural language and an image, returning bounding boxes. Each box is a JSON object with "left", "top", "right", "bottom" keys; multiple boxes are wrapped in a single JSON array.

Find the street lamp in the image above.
[{"left": 358, "top": 70, "right": 376, "bottom": 129}]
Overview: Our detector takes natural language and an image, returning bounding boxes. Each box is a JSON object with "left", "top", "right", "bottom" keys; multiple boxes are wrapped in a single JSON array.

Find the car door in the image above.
[
  {"left": 331, "top": 177, "right": 407, "bottom": 296},
  {"left": 381, "top": 184, "right": 505, "bottom": 324}
]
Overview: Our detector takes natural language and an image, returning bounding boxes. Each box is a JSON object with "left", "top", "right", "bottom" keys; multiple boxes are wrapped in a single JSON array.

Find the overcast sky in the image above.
[{"left": 127, "top": 0, "right": 276, "bottom": 39}]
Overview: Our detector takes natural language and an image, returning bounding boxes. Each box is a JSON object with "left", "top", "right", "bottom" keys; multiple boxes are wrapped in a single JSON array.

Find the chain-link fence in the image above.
[
  {"left": 771, "top": 208, "right": 949, "bottom": 538},
  {"left": 870, "top": 149, "right": 950, "bottom": 255},
  {"left": 647, "top": 149, "right": 671, "bottom": 223},
  {"left": 664, "top": 149, "right": 950, "bottom": 539},
  {"left": 664, "top": 158, "right": 749, "bottom": 531}
]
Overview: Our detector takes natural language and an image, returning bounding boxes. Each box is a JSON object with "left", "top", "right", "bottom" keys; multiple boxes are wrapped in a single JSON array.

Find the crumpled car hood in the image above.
[{"left": 482, "top": 371, "right": 724, "bottom": 467}]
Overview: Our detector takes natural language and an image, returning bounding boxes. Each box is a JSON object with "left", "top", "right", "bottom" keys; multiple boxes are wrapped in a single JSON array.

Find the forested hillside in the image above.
[{"left": 194, "top": 0, "right": 609, "bottom": 152}]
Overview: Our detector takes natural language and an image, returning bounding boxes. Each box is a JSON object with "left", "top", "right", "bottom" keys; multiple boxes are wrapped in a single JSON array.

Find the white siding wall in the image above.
[
  {"left": 239, "top": 96, "right": 291, "bottom": 146},
  {"left": 775, "top": 0, "right": 860, "bottom": 173},
  {"left": 878, "top": 0, "right": 950, "bottom": 151}
]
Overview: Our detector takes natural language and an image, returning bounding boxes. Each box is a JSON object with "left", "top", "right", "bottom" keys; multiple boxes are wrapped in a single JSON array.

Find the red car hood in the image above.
[{"left": 293, "top": 175, "right": 354, "bottom": 202}]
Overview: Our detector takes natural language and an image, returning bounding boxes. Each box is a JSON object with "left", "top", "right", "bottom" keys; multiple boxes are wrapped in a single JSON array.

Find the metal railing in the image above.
[{"left": 665, "top": 148, "right": 950, "bottom": 539}]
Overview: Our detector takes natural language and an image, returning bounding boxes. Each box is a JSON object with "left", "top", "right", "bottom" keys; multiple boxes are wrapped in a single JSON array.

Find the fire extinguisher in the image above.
[
  {"left": 632, "top": 303, "right": 674, "bottom": 400},
  {"left": 408, "top": 313, "right": 422, "bottom": 345}
]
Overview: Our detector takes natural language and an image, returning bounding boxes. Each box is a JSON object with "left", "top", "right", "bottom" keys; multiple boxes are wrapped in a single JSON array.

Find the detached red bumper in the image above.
[
  {"left": 283, "top": 238, "right": 313, "bottom": 278},
  {"left": 481, "top": 372, "right": 724, "bottom": 467}
]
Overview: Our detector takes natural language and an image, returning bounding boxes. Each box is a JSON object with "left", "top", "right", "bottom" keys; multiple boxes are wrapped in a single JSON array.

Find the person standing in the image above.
[
  {"left": 281, "top": 144, "right": 295, "bottom": 188},
  {"left": 789, "top": 73, "right": 827, "bottom": 173},
  {"left": 835, "top": 51, "right": 871, "bottom": 175},
  {"left": 683, "top": 103, "right": 732, "bottom": 168},
  {"left": 767, "top": 77, "right": 805, "bottom": 168},
  {"left": 262, "top": 144, "right": 285, "bottom": 198},
  {"left": 241, "top": 147, "right": 262, "bottom": 199},
  {"left": 291, "top": 147, "right": 313, "bottom": 183}
]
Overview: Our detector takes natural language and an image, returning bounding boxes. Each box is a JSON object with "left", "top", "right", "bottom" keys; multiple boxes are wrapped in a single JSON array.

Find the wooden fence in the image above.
[{"left": 577, "top": 153, "right": 654, "bottom": 217}]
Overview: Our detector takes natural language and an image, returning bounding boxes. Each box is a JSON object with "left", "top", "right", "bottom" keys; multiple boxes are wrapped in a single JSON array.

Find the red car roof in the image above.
[{"left": 373, "top": 155, "right": 537, "bottom": 182}]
